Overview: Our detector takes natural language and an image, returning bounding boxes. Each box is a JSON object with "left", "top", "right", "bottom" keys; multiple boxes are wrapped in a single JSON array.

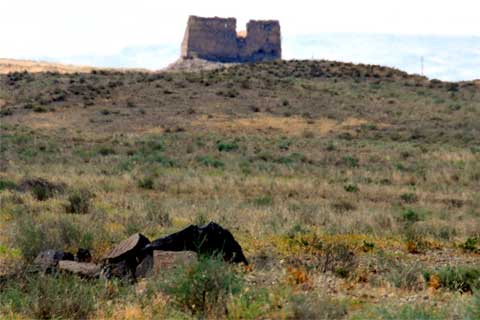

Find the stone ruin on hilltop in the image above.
[{"left": 181, "top": 15, "right": 281, "bottom": 63}]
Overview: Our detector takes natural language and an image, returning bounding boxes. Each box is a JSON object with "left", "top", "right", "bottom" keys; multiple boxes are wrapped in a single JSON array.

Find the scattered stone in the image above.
[
  {"left": 134, "top": 253, "right": 154, "bottom": 278},
  {"left": 58, "top": 261, "right": 101, "bottom": 278},
  {"left": 75, "top": 248, "right": 92, "bottom": 262},
  {"left": 34, "top": 249, "right": 74, "bottom": 273},
  {"left": 102, "top": 233, "right": 151, "bottom": 279},
  {"left": 101, "top": 260, "right": 130, "bottom": 279},
  {"left": 104, "top": 233, "right": 150, "bottom": 263},
  {"left": 146, "top": 222, "right": 248, "bottom": 265}
]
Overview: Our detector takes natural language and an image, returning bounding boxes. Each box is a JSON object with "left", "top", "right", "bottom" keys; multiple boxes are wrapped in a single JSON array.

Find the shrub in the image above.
[
  {"left": 342, "top": 156, "right": 359, "bottom": 168},
  {"left": 402, "top": 209, "right": 421, "bottom": 223},
  {"left": 374, "top": 304, "right": 444, "bottom": 320},
  {"left": 331, "top": 199, "right": 356, "bottom": 212},
  {"left": 0, "top": 178, "right": 17, "bottom": 191},
  {"left": 400, "top": 192, "right": 418, "bottom": 204},
  {"left": 163, "top": 256, "right": 243, "bottom": 317},
  {"left": 0, "top": 274, "right": 97, "bottom": 319},
  {"left": 362, "top": 241, "right": 375, "bottom": 252},
  {"left": 320, "top": 243, "right": 358, "bottom": 278},
  {"left": 33, "top": 106, "right": 47, "bottom": 113},
  {"left": 376, "top": 252, "right": 424, "bottom": 290},
  {"left": 344, "top": 184, "right": 359, "bottom": 193},
  {"left": 196, "top": 156, "right": 224, "bottom": 169},
  {"left": 65, "top": 188, "right": 93, "bottom": 214},
  {"left": 31, "top": 185, "right": 50, "bottom": 201},
  {"left": 387, "top": 262, "right": 424, "bottom": 290},
  {"left": 289, "top": 293, "right": 347, "bottom": 320},
  {"left": 424, "top": 266, "right": 480, "bottom": 292},
  {"left": 138, "top": 176, "right": 155, "bottom": 190},
  {"left": 217, "top": 141, "right": 239, "bottom": 152},
  {"left": 145, "top": 201, "right": 171, "bottom": 227},
  {"left": 275, "top": 153, "right": 307, "bottom": 165},
  {"left": 253, "top": 196, "right": 273, "bottom": 206},
  {"left": 0, "top": 273, "right": 130, "bottom": 319},
  {"left": 460, "top": 237, "right": 479, "bottom": 253},
  {"left": 12, "top": 213, "right": 90, "bottom": 261},
  {"left": 19, "top": 178, "right": 64, "bottom": 201},
  {"left": 468, "top": 291, "right": 480, "bottom": 319},
  {"left": 96, "top": 146, "right": 116, "bottom": 156},
  {"left": 146, "top": 153, "right": 176, "bottom": 167}
]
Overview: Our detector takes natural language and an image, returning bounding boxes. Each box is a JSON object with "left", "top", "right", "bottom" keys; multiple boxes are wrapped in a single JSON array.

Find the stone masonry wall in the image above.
[{"left": 181, "top": 16, "right": 281, "bottom": 63}]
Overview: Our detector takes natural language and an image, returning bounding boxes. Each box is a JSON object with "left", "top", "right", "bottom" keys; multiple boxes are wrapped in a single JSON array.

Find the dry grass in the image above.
[{"left": 1, "top": 60, "right": 479, "bottom": 319}]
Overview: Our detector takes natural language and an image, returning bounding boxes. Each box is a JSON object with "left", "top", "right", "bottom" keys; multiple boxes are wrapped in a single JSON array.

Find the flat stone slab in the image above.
[
  {"left": 103, "top": 233, "right": 150, "bottom": 263},
  {"left": 58, "top": 261, "right": 101, "bottom": 278}
]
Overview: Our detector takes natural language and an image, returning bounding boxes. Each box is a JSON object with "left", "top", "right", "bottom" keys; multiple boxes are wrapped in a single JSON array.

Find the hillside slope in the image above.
[
  {"left": 1, "top": 60, "right": 479, "bottom": 319},
  {"left": 1, "top": 60, "right": 479, "bottom": 145}
]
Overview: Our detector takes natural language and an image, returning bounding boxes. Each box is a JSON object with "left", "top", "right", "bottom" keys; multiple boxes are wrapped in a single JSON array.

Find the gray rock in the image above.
[
  {"left": 103, "top": 233, "right": 150, "bottom": 263},
  {"left": 135, "top": 253, "right": 154, "bottom": 278},
  {"left": 34, "top": 250, "right": 74, "bottom": 273},
  {"left": 58, "top": 261, "right": 101, "bottom": 278}
]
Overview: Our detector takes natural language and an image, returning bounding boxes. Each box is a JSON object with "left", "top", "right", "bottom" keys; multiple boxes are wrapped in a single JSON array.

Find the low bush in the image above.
[
  {"left": 12, "top": 213, "right": 92, "bottom": 261},
  {"left": 138, "top": 176, "right": 155, "bottom": 190},
  {"left": 162, "top": 256, "right": 243, "bottom": 317},
  {"left": 217, "top": 141, "right": 239, "bottom": 152},
  {"left": 375, "top": 251, "right": 424, "bottom": 290},
  {"left": 196, "top": 155, "right": 224, "bottom": 169},
  {"left": 400, "top": 192, "right": 418, "bottom": 203},
  {"left": 253, "top": 196, "right": 273, "bottom": 206},
  {"left": 344, "top": 184, "right": 359, "bottom": 193},
  {"left": 424, "top": 266, "right": 480, "bottom": 292},
  {"left": 289, "top": 293, "right": 347, "bottom": 319},
  {"left": 373, "top": 304, "right": 444, "bottom": 320},
  {"left": 65, "top": 188, "right": 93, "bottom": 214},
  {"left": 342, "top": 156, "right": 359, "bottom": 168},
  {"left": 0, "top": 273, "right": 129, "bottom": 319},
  {"left": 402, "top": 209, "right": 421, "bottom": 223},
  {"left": 0, "top": 178, "right": 17, "bottom": 191},
  {"left": 460, "top": 237, "right": 479, "bottom": 253}
]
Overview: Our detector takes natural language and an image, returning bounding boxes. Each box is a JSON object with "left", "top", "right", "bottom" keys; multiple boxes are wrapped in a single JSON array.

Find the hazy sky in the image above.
[
  {"left": 1, "top": 1, "right": 479, "bottom": 80},
  {"left": 1, "top": 0, "right": 479, "bottom": 58}
]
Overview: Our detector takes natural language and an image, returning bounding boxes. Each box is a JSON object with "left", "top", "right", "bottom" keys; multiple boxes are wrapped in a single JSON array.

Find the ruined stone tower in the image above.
[{"left": 181, "top": 16, "right": 281, "bottom": 63}]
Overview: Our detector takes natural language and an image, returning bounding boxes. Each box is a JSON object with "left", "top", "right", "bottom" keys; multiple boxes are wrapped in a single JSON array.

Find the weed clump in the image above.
[
  {"left": 19, "top": 177, "right": 65, "bottom": 201},
  {"left": 65, "top": 188, "right": 93, "bottom": 214},
  {"left": 400, "top": 192, "right": 418, "bottom": 204},
  {"left": 342, "top": 156, "right": 359, "bottom": 168},
  {"left": 344, "top": 184, "right": 359, "bottom": 193},
  {"left": 196, "top": 155, "right": 225, "bottom": 169},
  {"left": 424, "top": 266, "right": 480, "bottom": 292},
  {"left": 217, "top": 141, "right": 239, "bottom": 152},
  {"left": 460, "top": 237, "right": 479, "bottom": 253},
  {"left": 138, "top": 176, "right": 155, "bottom": 190},
  {"left": 163, "top": 256, "right": 243, "bottom": 317},
  {"left": 402, "top": 209, "right": 421, "bottom": 223},
  {"left": 289, "top": 293, "right": 347, "bottom": 320},
  {"left": 0, "top": 178, "right": 17, "bottom": 191}
]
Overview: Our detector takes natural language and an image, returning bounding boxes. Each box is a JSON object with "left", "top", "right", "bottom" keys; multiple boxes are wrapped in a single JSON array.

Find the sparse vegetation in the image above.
[{"left": 1, "top": 59, "right": 479, "bottom": 318}]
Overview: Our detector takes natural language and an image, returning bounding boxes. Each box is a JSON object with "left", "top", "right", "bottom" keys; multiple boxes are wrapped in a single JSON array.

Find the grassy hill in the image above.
[{"left": 1, "top": 60, "right": 479, "bottom": 319}]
